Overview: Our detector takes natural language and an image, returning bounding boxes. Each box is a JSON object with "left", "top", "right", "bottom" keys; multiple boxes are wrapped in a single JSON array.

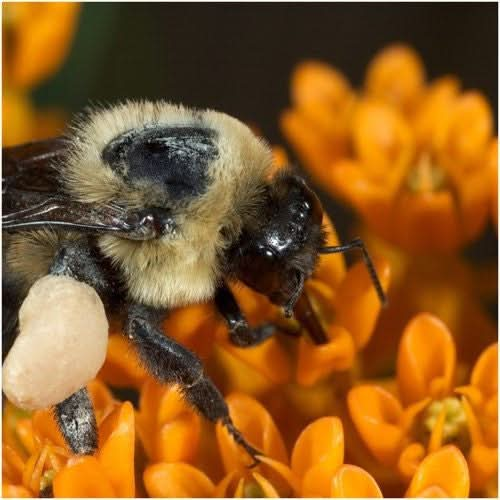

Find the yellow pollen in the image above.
[
  {"left": 243, "top": 481, "right": 266, "bottom": 498},
  {"left": 423, "top": 397, "right": 468, "bottom": 444},
  {"left": 40, "top": 469, "right": 56, "bottom": 494},
  {"left": 406, "top": 153, "right": 446, "bottom": 192}
]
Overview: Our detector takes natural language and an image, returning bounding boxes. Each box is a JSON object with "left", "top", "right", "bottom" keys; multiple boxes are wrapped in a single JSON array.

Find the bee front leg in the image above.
[
  {"left": 214, "top": 282, "right": 276, "bottom": 347},
  {"left": 125, "top": 303, "right": 262, "bottom": 466}
]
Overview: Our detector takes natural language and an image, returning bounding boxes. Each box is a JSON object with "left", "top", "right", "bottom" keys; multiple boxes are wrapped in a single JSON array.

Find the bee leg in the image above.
[
  {"left": 54, "top": 387, "right": 98, "bottom": 455},
  {"left": 214, "top": 282, "right": 276, "bottom": 347},
  {"left": 46, "top": 239, "right": 116, "bottom": 454},
  {"left": 126, "top": 303, "right": 262, "bottom": 465}
]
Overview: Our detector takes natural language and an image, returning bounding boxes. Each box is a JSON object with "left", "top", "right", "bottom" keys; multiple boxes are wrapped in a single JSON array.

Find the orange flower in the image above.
[
  {"left": 281, "top": 61, "right": 355, "bottom": 188},
  {"left": 348, "top": 313, "right": 497, "bottom": 495},
  {"left": 215, "top": 393, "right": 297, "bottom": 497},
  {"left": 296, "top": 254, "right": 390, "bottom": 386},
  {"left": 291, "top": 416, "right": 382, "bottom": 497},
  {"left": 144, "top": 462, "right": 216, "bottom": 498},
  {"left": 359, "top": 238, "right": 497, "bottom": 377},
  {"left": 282, "top": 44, "right": 496, "bottom": 253},
  {"left": 2, "top": 88, "right": 67, "bottom": 146},
  {"left": 364, "top": 44, "right": 425, "bottom": 115},
  {"left": 2, "top": 380, "right": 136, "bottom": 498},
  {"left": 3, "top": 2, "right": 80, "bottom": 89},
  {"left": 136, "top": 379, "right": 201, "bottom": 465},
  {"left": 2, "top": 3, "right": 79, "bottom": 146}
]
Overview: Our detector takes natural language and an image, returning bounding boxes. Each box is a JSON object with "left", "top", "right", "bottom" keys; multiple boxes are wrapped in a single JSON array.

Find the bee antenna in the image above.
[{"left": 319, "top": 237, "right": 388, "bottom": 307}]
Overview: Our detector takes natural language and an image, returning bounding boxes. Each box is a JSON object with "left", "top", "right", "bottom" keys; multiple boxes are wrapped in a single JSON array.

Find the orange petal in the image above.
[
  {"left": 291, "top": 60, "right": 352, "bottom": 109},
  {"left": 53, "top": 456, "right": 115, "bottom": 497},
  {"left": 3, "top": 3, "right": 81, "bottom": 89},
  {"left": 405, "top": 446, "right": 469, "bottom": 498},
  {"left": 251, "top": 471, "right": 280, "bottom": 498},
  {"left": 470, "top": 343, "right": 498, "bottom": 401},
  {"left": 143, "top": 462, "right": 215, "bottom": 498},
  {"left": 461, "top": 396, "right": 486, "bottom": 449},
  {"left": 413, "top": 76, "right": 460, "bottom": 150},
  {"left": 216, "top": 393, "right": 288, "bottom": 472},
  {"left": 390, "top": 190, "right": 462, "bottom": 253},
  {"left": 215, "top": 471, "right": 240, "bottom": 497},
  {"left": 296, "top": 325, "right": 355, "bottom": 386},
  {"left": 427, "top": 406, "right": 447, "bottom": 454},
  {"left": 2, "top": 89, "right": 37, "bottom": 146},
  {"left": 219, "top": 336, "right": 292, "bottom": 386},
  {"left": 330, "top": 464, "right": 383, "bottom": 498},
  {"left": 212, "top": 343, "right": 278, "bottom": 397},
  {"left": 163, "top": 303, "right": 217, "bottom": 359},
  {"left": 258, "top": 455, "right": 299, "bottom": 496},
  {"left": 335, "top": 256, "right": 390, "bottom": 348},
  {"left": 2, "top": 484, "right": 33, "bottom": 498},
  {"left": 486, "top": 139, "right": 498, "bottom": 227},
  {"left": 347, "top": 385, "right": 405, "bottom": 466},
  {"left": 398, "top": 442, "right": 426, "bottom": 481},
  {"left": 32, "top": 410, "right": 67, "bottom": 450},
  {"left": 413, "top": 485, "right": 449, "bottom": 497},
  {"left": 364, "top": 44, "right": 425, "bottom": 114},
  {"left": 291, "top": 416, "right": 344, "bottom": 480},
  {"left": 280, "top": 109, "right": 346, "bottom": 187},
  {"left": 87, "top": 379, "right": 115, "bottom": 416},
  {"left": 313, "top": 213, "right": 346, "bottom": 289},
  {"left": 467, "top": 444, "right": 498, "bottom": 494},
  {"left": 292, "top": 417, "right": 344, "bottom": 497},
  {"left": 397, "top": 313, "right": 456, "bottom": 405},
  {"left": 98, "top": 334, "right": 148, "bottom": 388},
  {"left": 155, "top": 416, "right": 201, "bottom": 464},
  {"left": 3, "top": 444, "right": 26, "bottom": 484},
  {"left": 351, "top": 99, "right": 415, "bottom": 188},
  {"left": 137, "top": 380, "right": 200, "bottom": 461},
  {"left": 97, "top": 402, "right": 135, "bottom": 497},
  {"left": 437, "top": 91, "right": 494, "bottom": 173}
]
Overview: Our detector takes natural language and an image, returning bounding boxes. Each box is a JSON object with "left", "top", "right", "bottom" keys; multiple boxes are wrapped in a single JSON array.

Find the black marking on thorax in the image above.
[{"left": 102, "top": 126, "right": 218, "bottom": 200}]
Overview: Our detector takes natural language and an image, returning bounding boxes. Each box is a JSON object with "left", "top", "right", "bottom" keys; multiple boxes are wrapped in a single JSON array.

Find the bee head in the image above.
[{"left": 234, "top": 173, "right": 325, "bottom": 316}]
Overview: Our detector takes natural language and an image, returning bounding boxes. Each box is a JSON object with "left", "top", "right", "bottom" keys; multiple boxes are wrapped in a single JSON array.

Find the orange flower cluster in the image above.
[
  {"left": 348, "top": 314, "right": 497, "bottom": 497},
  {"left": 281, "top": 44, "right": 498, "bottom": 253},
  {"left": 2, "top": 2, "right": 80, "bottom": 146}
]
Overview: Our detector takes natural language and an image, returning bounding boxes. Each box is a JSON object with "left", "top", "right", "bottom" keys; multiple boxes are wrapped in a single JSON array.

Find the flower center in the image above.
[
  {"left": 40, "top": 469, "right": 55, "bottom": 497},
  {"left": 406, "top": 153, "right": 446, "bottom": 193},
  {"left": 243, "top": 480, "right": 265, "bottom": 498},
  {"left": 422, "top": 397, "right": 470, "bottom": 451}
]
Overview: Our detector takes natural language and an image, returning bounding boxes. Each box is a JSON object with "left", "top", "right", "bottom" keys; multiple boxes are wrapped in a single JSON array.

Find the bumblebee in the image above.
[{"left": 3, "top": 101, "right": 386, "bottom": 463}]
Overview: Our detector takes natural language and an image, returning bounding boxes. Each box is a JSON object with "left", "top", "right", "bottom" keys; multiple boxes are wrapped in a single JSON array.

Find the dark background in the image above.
[{"left": 35, "top": 2, "right": 498, "bottom": 145}]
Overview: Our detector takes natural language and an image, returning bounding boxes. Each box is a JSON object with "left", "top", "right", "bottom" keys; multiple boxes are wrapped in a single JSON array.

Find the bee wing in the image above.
[
  {"left": 2, "top": 138, "right": 169, "bottom": 239},
  {"left": 3, "top": 136, "right": 67, "bottom": 193}
]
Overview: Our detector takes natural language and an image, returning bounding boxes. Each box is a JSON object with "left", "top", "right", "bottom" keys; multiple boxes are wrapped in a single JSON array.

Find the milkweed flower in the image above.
[
  {"left": 2, "top": 2, "right": 80, "bottom": 146},
  {"left": 215, "top": 393, "right": 296, "bottom": 497},
  {"left": 2, "top": 380, "right": 136, "bottom": 498},
  {"left": 348, "top": 313, "right": 497, "bottom": 496},
  {"left": 281, "top": 44, "right": 497, "bottom": 252},
  {"left": 214, "top": 393, "right": 382, "bottom": 498},
  {"left": 291, "top": 416, "right": 382, "bottom": 497}
]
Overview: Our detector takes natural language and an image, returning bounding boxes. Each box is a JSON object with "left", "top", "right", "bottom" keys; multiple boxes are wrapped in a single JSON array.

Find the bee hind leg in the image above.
[
  {"left": 125, "top": 303, "right": 262, "bottom": 466},
  {"left": 54, "top": 388, "right": 98, "bottom": 455}
]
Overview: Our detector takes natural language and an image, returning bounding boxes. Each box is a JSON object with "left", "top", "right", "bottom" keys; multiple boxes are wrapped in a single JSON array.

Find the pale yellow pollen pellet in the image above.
[{"left": 2, "top": 275, "right": 109, "bottom": 410}]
